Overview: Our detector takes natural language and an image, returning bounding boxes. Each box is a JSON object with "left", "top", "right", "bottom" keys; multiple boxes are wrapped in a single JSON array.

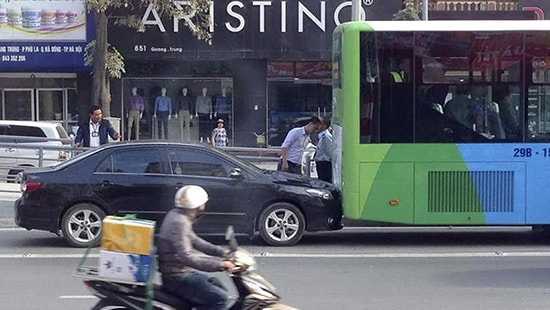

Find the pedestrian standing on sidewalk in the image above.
[
  {"left": 75, "top": 105, "right": 120, "bottom": 147},
  {"left": 211, "top": 119, "right": 228, "bottom": 147}
]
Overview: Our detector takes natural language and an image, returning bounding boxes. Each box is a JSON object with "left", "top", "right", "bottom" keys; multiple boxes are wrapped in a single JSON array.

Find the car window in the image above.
[
  {"left": 6, "top": 125, "right": 46, "bottom": 137},
  {"left": 95, "top": 148, "right": 164, "bottom": 174},
  {"left": 168, "top": 147, "right": 231, "bottom": 178},
  {"left": 55, "top": 125, "right": 69, "bottom": 138}
]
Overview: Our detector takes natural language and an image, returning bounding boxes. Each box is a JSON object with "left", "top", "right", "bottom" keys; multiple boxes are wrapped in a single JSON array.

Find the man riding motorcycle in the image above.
[{"left": 157, "top": 185, "right": 236, "bottom": 310}]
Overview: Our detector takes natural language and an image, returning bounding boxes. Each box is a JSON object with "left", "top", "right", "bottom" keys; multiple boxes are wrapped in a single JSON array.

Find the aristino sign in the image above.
[
  {"left": 142, "top": 0, "right": 385, "bottom": 33},
  {"left": 112, "top": 0, "right": 401, "bottom": 60}
]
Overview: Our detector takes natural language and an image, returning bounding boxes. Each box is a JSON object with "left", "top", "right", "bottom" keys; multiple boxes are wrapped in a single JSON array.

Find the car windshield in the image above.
[
  {"left": 50, "top": 147, "right": 103, "bottom": 169},
  {"left": 208, "top": 146, "right": 266, "bottom": 174},
  {"left": 55, "top": 125, "right": 69, "bottom": 139}
]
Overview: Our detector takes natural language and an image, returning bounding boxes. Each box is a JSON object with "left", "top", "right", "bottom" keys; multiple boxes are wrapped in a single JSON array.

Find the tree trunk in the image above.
[{"left": 93, "top": 12, "right": 112, "bottom": 117}]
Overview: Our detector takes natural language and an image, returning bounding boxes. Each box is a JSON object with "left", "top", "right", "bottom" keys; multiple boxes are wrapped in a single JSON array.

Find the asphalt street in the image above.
[{"left": 0, "top": 183, "right": 21, "bottom": 228}]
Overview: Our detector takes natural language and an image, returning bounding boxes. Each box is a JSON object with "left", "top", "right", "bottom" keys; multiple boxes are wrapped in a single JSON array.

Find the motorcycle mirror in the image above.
[
  {"left": 225, "top": 225, "right": 235, "bottom": 241},
  {"left": 225, "top": 225, "right": 239, "bottom": 251}
]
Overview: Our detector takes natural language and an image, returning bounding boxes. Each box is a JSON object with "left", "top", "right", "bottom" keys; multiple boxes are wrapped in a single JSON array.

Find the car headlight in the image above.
[{"left": 305, "top": 188, "right": 333, "bottom": 200}]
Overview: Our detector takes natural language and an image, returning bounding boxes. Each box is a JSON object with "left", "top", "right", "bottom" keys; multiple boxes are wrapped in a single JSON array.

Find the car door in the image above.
[
  {"left": 90, "top": 146, "right": 171, "bottom": 223},
  {"left": 165, "top": 146, "right": 253, "bottom": 234}
]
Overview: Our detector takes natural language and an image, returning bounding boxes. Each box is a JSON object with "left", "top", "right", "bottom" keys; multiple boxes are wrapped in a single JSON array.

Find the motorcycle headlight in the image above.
[{"left": 305, "top": 188, "right": 333, "bottom": 200}]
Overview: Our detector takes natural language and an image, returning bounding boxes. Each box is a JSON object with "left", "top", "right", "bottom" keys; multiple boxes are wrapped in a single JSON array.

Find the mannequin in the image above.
[
  {"left": 214, "top": 87, "right": 232, "bottom": 130},
  {"left": 153, "top": 87, "right": 172, "bottom": 139},
  {"left": 176, "top": 87, "right": 193, "bottom": 142},
  {"left": 195, "top": 87, "right": 212, "bottom": 142},
  {"left": 126, "top": 87, "right": 145, "bottom": 140}
]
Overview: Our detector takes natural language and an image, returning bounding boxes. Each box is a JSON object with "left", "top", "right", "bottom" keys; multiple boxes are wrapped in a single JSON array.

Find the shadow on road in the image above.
[{"left": 298, "top": 227, "right": 550, "bottom": 247}]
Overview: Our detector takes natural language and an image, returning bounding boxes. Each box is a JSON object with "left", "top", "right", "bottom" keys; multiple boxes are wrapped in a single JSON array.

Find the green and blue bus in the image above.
[{"left": 332, "top": 20, "right": 550, "bottom": 228}]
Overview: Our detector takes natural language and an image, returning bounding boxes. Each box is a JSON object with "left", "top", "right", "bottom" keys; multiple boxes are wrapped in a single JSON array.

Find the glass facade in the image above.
[{"left": 121, "top": 77, "right": 234, "bottom": 143}]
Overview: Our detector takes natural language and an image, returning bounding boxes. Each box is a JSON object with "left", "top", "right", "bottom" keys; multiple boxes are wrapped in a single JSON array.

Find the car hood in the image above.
[{"left": 266, "top": 170, "right": 335, "bottom": 190}]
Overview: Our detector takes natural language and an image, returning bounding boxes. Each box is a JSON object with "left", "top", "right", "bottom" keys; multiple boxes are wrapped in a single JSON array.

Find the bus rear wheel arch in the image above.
[{"left": 257, "top": 202, "right": 306, "bottom": 246}]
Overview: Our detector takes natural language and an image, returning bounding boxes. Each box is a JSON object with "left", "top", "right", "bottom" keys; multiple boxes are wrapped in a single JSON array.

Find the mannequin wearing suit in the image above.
[
  {"left": 126, "top": 87, "right": 144, "bottom": 140},
  {"left": 153, "top": 87, "right": 172, "bottom": 139},
  {"left": 214, "top": 87, "right": 232, "bottom": 127},
  {"left": 195, "top": 87, "right": 212, "bottom": 142},
  {"left": 175, "top": 87, "right": 193, "bottom": 142}
]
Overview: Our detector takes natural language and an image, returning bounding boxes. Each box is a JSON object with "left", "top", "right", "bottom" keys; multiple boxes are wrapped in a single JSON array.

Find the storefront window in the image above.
[
  {"left": 121, "top": 78, "right": 233, "bottom": 144},
  {"left": 266, "top": 61, "right": 331, "bottom": 146}
]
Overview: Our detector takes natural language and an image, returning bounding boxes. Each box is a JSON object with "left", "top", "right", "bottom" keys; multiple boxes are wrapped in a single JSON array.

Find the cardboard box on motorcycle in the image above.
[
  {"left": 98, "top": 215, "right": 156, "bottom": 283},
  {"left": 98, "top": 250, "right": 153, "bottom": 283},
  {"left": 101, "top": 215, "right": 155, "bottom": 255}
]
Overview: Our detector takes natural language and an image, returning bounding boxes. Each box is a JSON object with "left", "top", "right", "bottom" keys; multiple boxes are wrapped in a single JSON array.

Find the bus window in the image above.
[
  {"left": 526, "top": 32, "right": 550, "bottom": 141},
  {"left": 361, "top": 31, "right": 414, "bottom": 143}
]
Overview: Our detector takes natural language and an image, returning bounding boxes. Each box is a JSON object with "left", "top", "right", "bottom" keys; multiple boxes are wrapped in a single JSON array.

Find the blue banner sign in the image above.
[{"left": 0, "top": 0, "right": 93, "bottom": 72}]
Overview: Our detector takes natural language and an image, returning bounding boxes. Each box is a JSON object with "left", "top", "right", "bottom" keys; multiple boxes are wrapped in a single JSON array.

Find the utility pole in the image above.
[
  {"left": 351, "top": 0, "right": 362, "bottom": 21},
  {"left": 422, "top": 0, "right": 429, "bottom": 20}
]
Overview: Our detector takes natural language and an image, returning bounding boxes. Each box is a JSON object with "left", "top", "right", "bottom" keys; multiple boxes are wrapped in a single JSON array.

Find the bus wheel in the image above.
[
  {"left": 532, "top": 225, "right": 550, "bottom": 235},
  {"left": 61, "top": 203, "right": 105, "bottom": 247},
  {"left": 258, "top": 203, "right": 305, "bottom": 246}
]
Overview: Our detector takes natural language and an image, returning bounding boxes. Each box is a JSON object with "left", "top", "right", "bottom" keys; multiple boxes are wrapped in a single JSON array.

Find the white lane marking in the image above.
[
  {"left": 2, "top": 251, "right": 550, "bottom": 259},
  {"left": 254, "top": 251, "right": 550, "bottom": 258},
  {"left": 59, "top": 295, "right": 97, "bottom": 299}
]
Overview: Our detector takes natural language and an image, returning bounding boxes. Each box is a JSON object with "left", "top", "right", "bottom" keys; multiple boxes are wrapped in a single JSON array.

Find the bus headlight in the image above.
[{"left": 305, "top": 188, "right": 333, "bottom": 200}]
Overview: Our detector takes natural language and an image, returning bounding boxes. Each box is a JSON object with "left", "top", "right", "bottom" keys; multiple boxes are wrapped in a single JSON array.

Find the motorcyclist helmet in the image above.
[{"left": 174, "top": 185, "right": 209, "bottom": 209}]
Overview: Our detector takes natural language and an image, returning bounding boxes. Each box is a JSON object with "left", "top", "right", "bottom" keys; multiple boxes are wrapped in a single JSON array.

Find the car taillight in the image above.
[{"left": 22, "top": 181, "right": 41, "bottom": 193}]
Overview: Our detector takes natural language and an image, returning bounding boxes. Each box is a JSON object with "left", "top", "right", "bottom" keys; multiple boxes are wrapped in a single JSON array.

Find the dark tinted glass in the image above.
[
  {"left": 168, "top": 147, "right": 230, "bottom": 178},
  {"left": 7, "top": 125, "right": 46, "bottom": 137},
  {"left": 103, "top": 148, "right": 164, "bottom": 174}
]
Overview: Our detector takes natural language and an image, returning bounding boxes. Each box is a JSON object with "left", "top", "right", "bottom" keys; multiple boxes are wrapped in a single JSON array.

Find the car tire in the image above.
[
  {"left": 258, "top": 202, "right": 305, "bottom": 246},
  {"left": 61, "top": 203, "right": 105, "bottom": 248}
]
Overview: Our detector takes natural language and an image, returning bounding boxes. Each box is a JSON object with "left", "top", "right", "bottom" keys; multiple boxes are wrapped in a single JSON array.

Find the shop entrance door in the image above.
[
  {"left": 2, "top": 89, "right": 34, "bottom": 120},
  {"left": 1, "top": 88, "right": 78, "bottom": 133},
  {"left": 37, "top": 88, "right": 64, "bottom": 122}
]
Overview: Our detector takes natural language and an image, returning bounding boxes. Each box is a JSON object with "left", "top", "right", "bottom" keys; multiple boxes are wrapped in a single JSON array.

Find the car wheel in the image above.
[
  {"left": 258, "top": 202, "right": 305, "bottom": 246},
  {"left": 61, "top": 203, "right": 105, "bottom": 248}
]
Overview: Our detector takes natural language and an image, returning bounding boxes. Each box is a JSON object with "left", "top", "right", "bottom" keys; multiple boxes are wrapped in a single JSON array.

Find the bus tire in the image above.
[
  {"left": 61, "top": 203, "right": 105, "bottom": 248},
  {"left": 258, "top": 202, "right": 305, "bottom": 246}
]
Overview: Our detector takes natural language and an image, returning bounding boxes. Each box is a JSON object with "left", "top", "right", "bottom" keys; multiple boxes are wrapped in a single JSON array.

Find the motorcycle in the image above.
[{"left": 78, "top": 226, "right": 298, "bottom": 310}]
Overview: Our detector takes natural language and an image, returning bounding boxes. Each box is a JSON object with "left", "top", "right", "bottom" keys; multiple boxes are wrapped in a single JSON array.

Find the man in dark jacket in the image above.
[
  {"left": 157, "top": 185, "right": 235, "bottom": 310},
  {"left": 75, "top": 105, "right": 120, "bottom": 147}
]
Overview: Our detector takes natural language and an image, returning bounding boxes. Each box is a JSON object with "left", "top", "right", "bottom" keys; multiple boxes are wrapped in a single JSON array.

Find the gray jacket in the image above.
[{"left": 157, "top": 208, "right": 226, "bottom": 276}]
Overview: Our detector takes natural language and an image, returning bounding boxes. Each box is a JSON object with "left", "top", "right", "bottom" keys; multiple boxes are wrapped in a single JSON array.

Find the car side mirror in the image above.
[{"left": 230, "top": 168, "right": 244, "bottom": 179}]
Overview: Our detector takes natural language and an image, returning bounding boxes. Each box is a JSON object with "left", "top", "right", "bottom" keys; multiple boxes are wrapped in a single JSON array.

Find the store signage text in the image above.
[
  {"left": 0, "top": 44, "right": 84, "bottom": 63},
  {"left": 142, "top": 0, "right": 369, "bottom": 33}
]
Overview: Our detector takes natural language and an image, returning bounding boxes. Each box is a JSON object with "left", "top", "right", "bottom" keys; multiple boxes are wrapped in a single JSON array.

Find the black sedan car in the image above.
[{"left": 14, "top": 141, "right": 342, "bottom": 247}]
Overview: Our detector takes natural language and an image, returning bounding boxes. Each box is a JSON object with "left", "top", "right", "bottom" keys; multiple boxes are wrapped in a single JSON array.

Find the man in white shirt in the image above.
[
  {"left": 75, "top": 105, "right": 120, "bottom": 147},
  {"left": 278, "top": 116, "right": 321, "bottom": 174}
]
